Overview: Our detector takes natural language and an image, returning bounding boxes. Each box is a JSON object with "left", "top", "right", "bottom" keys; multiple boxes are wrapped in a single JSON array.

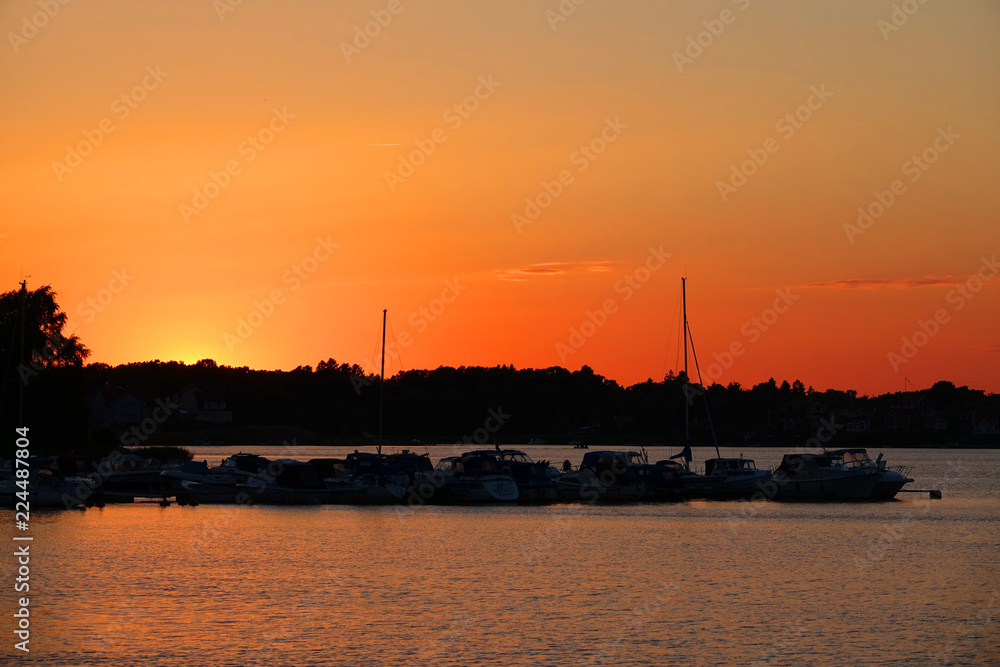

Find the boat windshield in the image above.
[
  {"left": 706, "top": 458, "right": 757, "bottom": 475},
  {"left": 840, "top": 450, "right": 874, "bottom": 468}
]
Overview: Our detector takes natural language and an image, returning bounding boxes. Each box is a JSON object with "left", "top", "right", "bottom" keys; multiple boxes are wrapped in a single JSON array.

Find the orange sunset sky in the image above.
[{"left": 1, "top": 0, "right": 998, "bottom": 395}]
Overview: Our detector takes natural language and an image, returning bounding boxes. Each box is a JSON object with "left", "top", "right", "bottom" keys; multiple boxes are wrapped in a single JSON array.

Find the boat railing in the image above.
[{"left": 888, "top": 464, "right": 913, "bottom": 478}]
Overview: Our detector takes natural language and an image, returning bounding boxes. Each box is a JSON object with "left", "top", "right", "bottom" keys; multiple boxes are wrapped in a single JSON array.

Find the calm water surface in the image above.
[{"left": 3, "top": 447, "right": 998, "bottom": 666}]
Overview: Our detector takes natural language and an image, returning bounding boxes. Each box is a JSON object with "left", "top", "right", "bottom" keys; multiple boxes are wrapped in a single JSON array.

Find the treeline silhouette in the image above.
[{"left": 4, "top": 358, "right": 998, "bottom": 456}]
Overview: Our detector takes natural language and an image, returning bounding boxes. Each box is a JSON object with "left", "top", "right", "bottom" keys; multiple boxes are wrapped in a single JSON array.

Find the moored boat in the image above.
[
  {"left": 239, "top": 459, "right": 328, "bottom": 505},
  {"left": 555, "top": 450, "right": 653, "bottom": 502},
  {"left": 826, "top": 448, "right": 914, "bottom": 500},
  {"left": 490, "top": 448, "right": 558, "bottom": 504},
  {"left": 430, "top": 452, "right": 519, "bottom": 504},
  {"left": 95, "top": 453, "right": 167, "bottom": 502},
  {"left": 211, "top": 453, "right": 274, "bottom": 482},
  {"left": 664, "top": 456, "right": 772, "bottom": 500},
  {"left": 323, "top": 451, "right": 433, "bottom": 505},
  {"left": 1, "top": 459, "right": 87, "bottom": 509},
  {"left": 162, "top": 460, "right": 241, "bottom": 504},
  {"left": 772, "top": 451, "right": 880, "bottom": 501}
]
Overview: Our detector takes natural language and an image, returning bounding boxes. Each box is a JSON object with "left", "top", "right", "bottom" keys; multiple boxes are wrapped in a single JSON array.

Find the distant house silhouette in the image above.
[
  {"left": 178, "top": 387, "right": 233, "bottom": 424},
  {"left": 90, "top": 385, "right": 152, "bottom": 426},
  {"left": 968, "top": 411, "right": 999, "bottom": 436}
]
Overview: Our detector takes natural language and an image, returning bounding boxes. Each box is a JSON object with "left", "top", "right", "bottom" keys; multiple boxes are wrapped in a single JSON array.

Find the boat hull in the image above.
[
  {"left": 554, "top": 475, "right": 650, "bottom": 503},
  {"left": 176, "top": 479, "right": 247, "bottom": 504},
  {"left": 872, "top": 472, "right": 914, "bottom": 501},
  {"left": 439, "top": 475, "right": 519, "bottom": 504},
  {"left": 680, "top": 471, "right": 773, "bottom": 500},
  {"left": 326, "top": 478, "right": 407, "bottom": 505},
  {"left": 774, "top": 472, "right": 880, "bottom": 501}
]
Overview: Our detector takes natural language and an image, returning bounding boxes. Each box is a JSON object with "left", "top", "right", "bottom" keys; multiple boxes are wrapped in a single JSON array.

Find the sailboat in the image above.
[
  {"left": 659, "top": 278, "right": 772, "bottom": 499},
  {"left": 323, "top": 309, "right": 433, "bottom": 504}
]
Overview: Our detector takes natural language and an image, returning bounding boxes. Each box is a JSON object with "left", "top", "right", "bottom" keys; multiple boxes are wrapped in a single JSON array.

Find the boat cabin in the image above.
[
  {"left": 655, "top": 459, "right": 688, "bottom": 474},
  {"left": 459, "top": 454, "right": 503, "bottom": 476},
  {"left": 272, "top": 460, "right": 323, "bottom": 489},
  {"left": 826, "top": 448, "right": 878, "bottom": 470},
  {"left": 581, "top": 451, "right": 644, "bottom": 473},
  {"left": 436, "top": 453, "right": 506, "bottom": 477},
  {"left": 776, "top": 452, "right": 847, "bottom": 474},
  {"left": 383, "top": 452, "right": 433, "bottom": 474},
  {"left": 704, "top": 458, "right": 758, "bottom": 477},
  {"left": 218, "top": 453, "right": 271, "bottom": 474},
  {"left": 494, "top": 450, "right": 534, "bottom": 464},
  {"left": 308, "top": 458, "right": 349, "bottom": 479}
]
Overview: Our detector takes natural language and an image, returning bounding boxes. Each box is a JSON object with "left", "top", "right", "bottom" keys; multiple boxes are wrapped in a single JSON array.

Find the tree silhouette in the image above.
[
  {"left": 0, "top": 284, "right": 90, "bottom": 383},
  {"left": 1, "top": 283, "right": 90, "bottom": 452}
]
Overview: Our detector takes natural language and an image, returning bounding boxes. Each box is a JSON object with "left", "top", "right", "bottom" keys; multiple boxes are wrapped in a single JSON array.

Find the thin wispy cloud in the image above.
[
  {"left": 801, "top": 275, "right": 968, "bottom": 290},
  {"left": 496, "top": 260, "right": 614, "bottom": 282}
]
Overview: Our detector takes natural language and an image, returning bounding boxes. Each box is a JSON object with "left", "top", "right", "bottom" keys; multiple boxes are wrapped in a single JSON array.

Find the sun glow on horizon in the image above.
[{"left": 1, "top": 0, "right": 998, "bottom": 395}]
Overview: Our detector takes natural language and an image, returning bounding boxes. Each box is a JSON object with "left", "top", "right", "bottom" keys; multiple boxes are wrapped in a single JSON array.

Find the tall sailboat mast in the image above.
[
  {"left": 682, "top": 277, "right": 689, "bottom": 454},
  {"left": 378, "top": 308, "right": 386, "bottom": 455},
  {"left": 682, "top": 278, "right": 721, "bottom": 459}
]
